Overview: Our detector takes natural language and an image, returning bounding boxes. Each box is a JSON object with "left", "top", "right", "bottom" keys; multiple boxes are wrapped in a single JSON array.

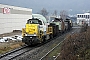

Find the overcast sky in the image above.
[{"left": 0, "top": 0, "right": 90, "bottom": 15}]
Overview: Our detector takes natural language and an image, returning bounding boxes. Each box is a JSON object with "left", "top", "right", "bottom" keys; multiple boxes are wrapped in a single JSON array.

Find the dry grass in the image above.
[
  {"left": 10, "top": 42, "right": 24, "bottom": 49},
  {"left": 0, "top": 41, "right": 24, "bottom": 54}
]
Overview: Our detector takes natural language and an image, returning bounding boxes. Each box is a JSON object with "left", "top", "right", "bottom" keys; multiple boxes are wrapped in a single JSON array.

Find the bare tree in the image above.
[
  {"left": 60, "top": 10, "right": 68, "bottom": 21},
  {"left": 40, "top": 8, "right": 48, "bottom": 17},
  {"left": 53, "top": 10, "right": 57, "bottom": 16}
]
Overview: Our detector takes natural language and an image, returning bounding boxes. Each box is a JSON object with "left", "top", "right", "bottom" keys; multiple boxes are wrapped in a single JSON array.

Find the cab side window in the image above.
[{"left": 38, "top": 20, "right": 42, "bottom": 25}]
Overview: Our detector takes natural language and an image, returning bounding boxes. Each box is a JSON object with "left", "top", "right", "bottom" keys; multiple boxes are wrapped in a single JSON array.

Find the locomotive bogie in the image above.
[{"left": 22, "top": 36, "right": 40, "bottom": 45}]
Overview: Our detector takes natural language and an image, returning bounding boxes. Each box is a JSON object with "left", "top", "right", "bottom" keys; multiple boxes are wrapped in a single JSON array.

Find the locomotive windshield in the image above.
[{"left": 27, "top": 19, "right": 42, "bottom": 25}]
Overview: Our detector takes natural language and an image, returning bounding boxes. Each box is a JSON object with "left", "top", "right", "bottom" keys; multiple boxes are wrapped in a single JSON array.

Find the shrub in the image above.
[{"left": 57, "top": 27, "right": 90, "bottom": 60}]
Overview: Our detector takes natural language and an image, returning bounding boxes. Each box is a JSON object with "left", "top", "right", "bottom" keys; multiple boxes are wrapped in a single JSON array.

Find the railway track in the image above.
[
  {"left": 39, "top": 28, "right": 80, "bottom": 60},
  {"left": 39, "top": 35, "right": 68, "bottom": 60},
  {"left": 0, "top": 45, "right": 31, "bottom": 60},
  {"left": 13, "top": 29, "right": 77, "bottom": 60},
  {"left": 0, "top": 37, "right": 57, "bottom": 60},
  {"left": 0, "top": 28, "right": 80, "bottom": 60},
  {"left": 12, "top": 30, "right": 69, "bottom": 60},
  {"left": 39, "top": 39, "right": 63, "bottom": 60}
]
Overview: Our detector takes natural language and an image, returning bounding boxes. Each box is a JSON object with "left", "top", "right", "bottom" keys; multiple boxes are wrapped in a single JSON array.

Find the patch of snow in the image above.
[
  {"left": 0, "top": 37, "right": 8, "bottom": 42},
  {"left": 0, "top": 35, "right": 22, "bottom": 42},
  {"left": 14, "top": 35, "right": 22, "bottom": 40},
  {"left": 0, "top": 38, "right": 5, "bottom": 42},
  {"left": 3, "top": 37, "right": 16, "bottom": 41}
]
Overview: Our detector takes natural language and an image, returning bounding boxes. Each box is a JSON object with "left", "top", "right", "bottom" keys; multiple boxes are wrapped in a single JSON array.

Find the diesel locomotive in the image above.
[{"left": 22, "top": 14, "right": 72, "bottom": 45}]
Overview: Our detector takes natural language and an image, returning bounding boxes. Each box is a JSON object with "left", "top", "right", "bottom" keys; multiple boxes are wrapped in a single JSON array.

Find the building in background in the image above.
[
  {"left": 77, "top": 12, "right": 90, "bottom": 26},
  {"left": 0, "top": 4, "right": 32, "bottom": 34}
]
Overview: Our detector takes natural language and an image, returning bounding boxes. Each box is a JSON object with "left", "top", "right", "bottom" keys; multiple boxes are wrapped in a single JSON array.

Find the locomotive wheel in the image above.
[
  {"left": 50, "top": 34, "right": 53, "bottom": 39},
  {"left": 42, "top": 36, "right": 46, "bottom": 42}
]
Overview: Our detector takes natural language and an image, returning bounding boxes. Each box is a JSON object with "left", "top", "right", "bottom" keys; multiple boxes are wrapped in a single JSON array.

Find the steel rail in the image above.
[
  {"left": 0, "top": 45, "right": 28, "bottom": 60},
  {"left": 39, "top": 29, "right": 77, "bottom": 60}
]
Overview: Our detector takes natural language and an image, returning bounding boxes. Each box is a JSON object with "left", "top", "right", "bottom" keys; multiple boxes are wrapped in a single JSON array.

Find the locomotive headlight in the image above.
[
  {"left": 34, "top": 33, "right": 36, "bottom": 36},
  {"left": 34, "top": 34, "right": 36, "bottom": 36}
]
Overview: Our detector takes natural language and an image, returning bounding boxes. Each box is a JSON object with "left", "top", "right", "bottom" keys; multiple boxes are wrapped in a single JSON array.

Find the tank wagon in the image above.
[
  {"left": 64, "top": 18, "right": 73, "bottom": 31},
  {"left": 51, "top": 18, "right": 72, "bottom": 33},
  {"left": 51, "top": 18, "right": 65, "bottom": 33},
  {"left": 22, "top": 14, "right": 72, "bottom": 45}
]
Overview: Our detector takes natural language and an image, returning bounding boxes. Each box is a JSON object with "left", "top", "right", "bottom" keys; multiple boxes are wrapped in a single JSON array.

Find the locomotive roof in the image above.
[
  {"left": 32, "top": 14, "right": 47, "bottom": 23},
  {"left": 53, "top": 18, "right": 63, "bottom": 22}
]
